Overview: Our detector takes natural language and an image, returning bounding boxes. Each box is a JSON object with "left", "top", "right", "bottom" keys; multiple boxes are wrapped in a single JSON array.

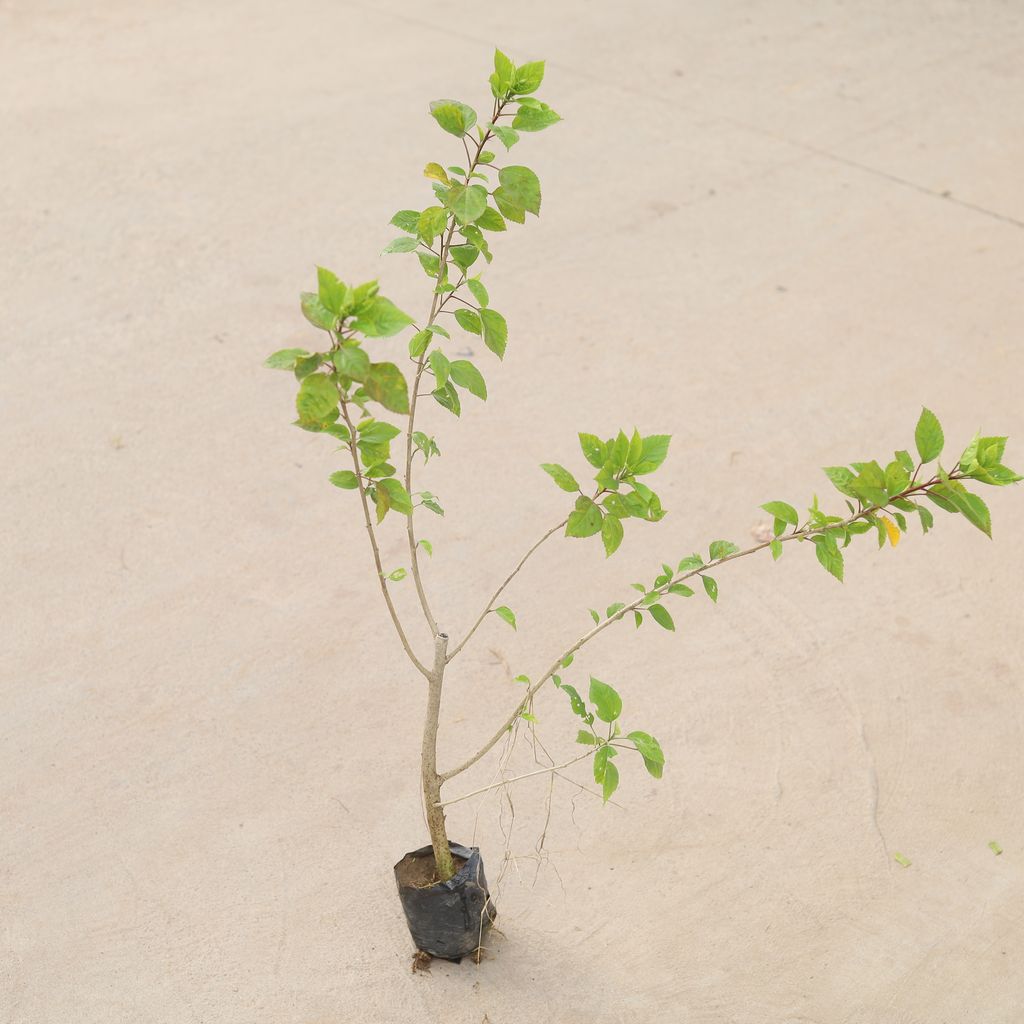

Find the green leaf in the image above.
[
  {"left": 421, "top": 495, "right": 445, "bottom": 516},
  {"left": 300, "top": 291, "right": 336, "bottom": 331},
  {"left": 513, "top": 60, "right": 545, "bottom": 94},
  {"left": 601, "top": 514, "right": 624, "bottom": 557},
  {"left": 812, "top": 534, "right": 845, "bottom": 582},
  {"left": 381, "top": 236, "right": 418, "bottom": 255},
  {"left": 576, "top": 730, "right": 599, "bottom": 746},
  {"left": 589, "top": 676, "right": 622, "bottom": 723},
  {"left": 541, "top": 463, "right": 579, "bottom": 492},
  {"left": 332, "top": 345, "right": 370, "bottom": 382},
  {"left": 449, "top": 244, "right": 479, "bottom": 271},
  {"left": 633, "top": 435, "right": 671, "bottom": 475},
  {"left": 566, "top": 498, "right": 602, "bottom": 538},
  {"left": 429, "top": 99, "right": 477, "bottom": 137},
  {"left": 494, "top": 605, "right": 517, "bottom": 630},
  {"left": 417, "top": 205, "right": 449, "bottom": 242},
  {"left": 450, "top": 359, "right": 487, "bottom": 400},
  {"left": 378, "top": 478, "right": 413, "bottom": 516},
  {"left": 295, "top": 373, "right": 338, "bottom": 422},
  {"left": 948, "top": 488, "right": 992, "bottom": 537},
  {"left": 408, "top": 329, "right": 431, "bottom": 358},
  {"left": 493, "top": 165, "right": 541, "bottom": 221},
  {"left": 677, "top": 554, "right": 703, "bottom": 573},
  {"left": 493, "top": 48, "right": 516, "bottom": 95},
  {"left": 512, "top": 102, "right": 561, "bottom": 132},
  {"left": 601, "top": 761, "right": 619, "bottom": 803},
  {"left": 454, "top": 308, "right": 482, "bottom": 335},
  {"left": 572, "top": 436, "right": 601, "bottom": 472},
  {"left": 476, "top": 207, "right": 507, "bottom": 232},
  {"left": 488, "top": 123, "right": 520, "bottom": 150},
  {"left": 627, "top": 731, "right": 665, "bottom": 779},
  {"left": 989, "top": 840, "right": 1003, "bottom": 856},
  {"left": 443, "top": 183, "right": 488, "bottom": 225},
  {"left": 823, "top": 465, "right": 857, "bottom": 497},
  {"left": 316, "top": 267, "right": 349, "bottom": 314},
  {"left": 466, "top": 279, "right": 489, "bottom": 307},
  {"left": 329, "top": 470, "right": 359, "bottom": 490},
  {"left": 479, "top": 308, "right": 508, "bottom": 359},
  {"left": 418, "top": 539, "right": 433, "bottom": 557},
  {"left": 364, "top": 362, "right": 410, "bottom": 414},
  {"left": 893, "top": 852, "right": 912, "bottom": 869},
  {"left": 428, "top": 350, "right": 450, "bottom": 387},
  {"left": 701, "top": 575, "right": 718, "bottom": 603},
  {"left": 390, "top": 210, "right": 420, "bottom": 233},
  {"left": 708, "top": 540, "right": 739, "bottom": 561},
  {"left": 648, "top": 603, "right": 675, "bottom": 631},
  {"left": 760, "top": 501, "right": 799, "bottom": 527},
  {"left": 915, "top": 407, "right": 944, "bottom": 463},
  {"left": 770, "top": 539, "right": 783, "bottom": 560},
  {"left": 265, "top": 348, "right": 309, "bottom": 370},
  {"left": 431, "top": 380, "right": 461, "bottom": 417},
  {"left": 352, "top": 297, "right": 413, "bottom": 338},
  {"left": 668, "top": 583, "right": 694, "bottom": 597}
]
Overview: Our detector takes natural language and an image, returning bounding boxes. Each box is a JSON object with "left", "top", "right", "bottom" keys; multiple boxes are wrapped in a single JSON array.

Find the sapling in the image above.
[{"left": 266, "top": 49, "right": 1021, "bottom": 954}]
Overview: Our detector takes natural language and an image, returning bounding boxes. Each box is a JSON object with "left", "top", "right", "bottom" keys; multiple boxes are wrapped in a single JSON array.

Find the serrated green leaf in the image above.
[
  {"left": 627, "top": 731, "right": 665, "bottom": 779},
  {"left": 915, "top": 407, "right": 944, "bottom": 463},
  {"left": 443, "top": 183, "right": 488, "bottom": 225},
  {"left": 541, "top": 463, "right": 579, "bottom": 492},
  {"left": 450, "top": 359, "right": 487, "bottom": 400},
  {"left": 329, "top": 470, "right": 359, "bottom": 490},
  {"left": 708, "top": 540, "right": 740, "bottom": 561},
  {"left": 760, "top": 501, "right": 799, "bottom": 527},
  {"left": 479, "top": 308, "right": 508, "bottom": 359},
  {"left": 476, "top": 207, "right": 507, "bottom": 232},
  {"left": 295, "top": 373, "right": 338, "bottom": 422},
  {"left": 601, "top": 514, "right": 624, "bottom": 557},
  {"left": 512, "top": 101, "right": 561, "bottom": 132},
  {"left": 332, "top": 345, "right": 370, "bottom": 382},
  {"left": 633, "top": 435, "right": 671, "bottom": 475},
  {"left": 454, "top": 307, "right": 482, "bottom": 335},
  {"left": 589, "top": 676, "right": 622, "bottom": 723},
  {"left": 381, "top": 236, "right": 418, "bottom": 255},
  {"left": 429, "top": 99, "right": 477, "bottom": 137},
  {"left": 513, "top": 60, "right": 544, "bottom": 94},
  {"left": 265, "top": 348, "right": 309, "bottom": 370},
  {"left": 351, "top": 297, "right": 413, "bottom": 338},
  {"left": 390, "top": 209, "right": 420, "bottom": 233},
  {"left": 466, "top": 279, "right": 489, "bottom": 307},
  {"left": 566, "top": 498, "right": 602, "bottom": 538}
]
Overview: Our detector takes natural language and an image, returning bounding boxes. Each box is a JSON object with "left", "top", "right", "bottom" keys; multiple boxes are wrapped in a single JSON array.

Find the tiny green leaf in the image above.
[
  {"left": 494, "top": 605, "right": 517, "bottom": 630},
  {"left": 760, "top": 501, "right": 799, "bottom": 527},
  {"left": 479, "top": 308, "right": 508, "bottom": 359},
  {"left": 627, "top": 731, "right": 665, "bottom": 779},
  {"left": 701, "top": 575, "right": 719, "bottom": 603}
]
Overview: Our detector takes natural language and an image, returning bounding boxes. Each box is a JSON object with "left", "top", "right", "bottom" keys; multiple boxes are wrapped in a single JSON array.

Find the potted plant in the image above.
[{"left": 265, "top": 49, "right": 1020, "bottom": 962}]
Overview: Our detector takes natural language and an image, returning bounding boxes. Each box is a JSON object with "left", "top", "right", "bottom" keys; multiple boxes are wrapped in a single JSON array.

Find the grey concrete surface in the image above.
[{"left": 2, "top": 1, "right": 1023, "bottom": 1021}]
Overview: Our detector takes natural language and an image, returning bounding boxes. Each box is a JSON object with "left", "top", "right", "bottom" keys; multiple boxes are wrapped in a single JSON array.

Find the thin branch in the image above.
[
  {"left": 440, "top": 474, "right": 954, "bottom": 779},
  {"left": 401, "top": 97, "right": 505, "bottom": 638},
  {"left": 335, "top": 394, "right": 430, "bottom": 678},
  {"left": 437, "top": 751, "right": 593, "bottom": 807},
  {"left": 447, "top": 519, "right": 568, "bottom": 662}
]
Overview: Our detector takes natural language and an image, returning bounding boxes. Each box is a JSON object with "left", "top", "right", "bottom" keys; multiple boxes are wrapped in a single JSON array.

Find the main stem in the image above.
[{"left": 421, "top": 631, "right": 455, "bottom": 880}]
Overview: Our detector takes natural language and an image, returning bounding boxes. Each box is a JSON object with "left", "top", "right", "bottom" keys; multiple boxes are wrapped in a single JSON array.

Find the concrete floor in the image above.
[{"left": 2, "top": 1, "right": 1023, "bottom": 1021}]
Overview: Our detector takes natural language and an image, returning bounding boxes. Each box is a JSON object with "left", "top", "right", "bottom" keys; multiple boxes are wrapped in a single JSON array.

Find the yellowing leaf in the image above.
[
  {"left": 424, "top": 162, "right": 450, "bottom": 184},
  {"left": 882, "top": 515, "right": 900, "bottom": 547}
]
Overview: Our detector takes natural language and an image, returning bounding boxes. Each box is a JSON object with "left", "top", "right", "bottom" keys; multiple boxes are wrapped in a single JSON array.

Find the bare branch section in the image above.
[
  {"left": 402, "top": 95, "right": 507, "bottom": 638},
  {"left": 336, "top": 393, "right": 430, "bottom": 679},
  {"left": 437, "top": 750, "right": 593, "bottom": 807},
  {"left": 440, "top": 473, "right": 959, "bottom": 780},
  {"left": 447, "top": 518, "right": 567, "bottom": 662}
]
